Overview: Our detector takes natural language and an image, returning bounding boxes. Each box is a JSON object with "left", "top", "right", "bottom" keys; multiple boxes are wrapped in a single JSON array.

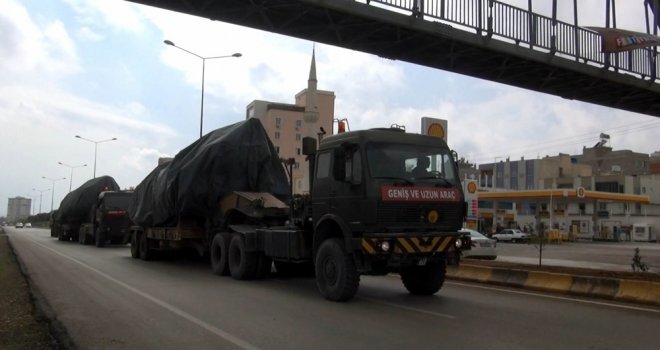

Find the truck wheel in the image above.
[
  {"left": 228, "top": 234, "right": 257, "bottom": 280},
  {"left": 130, "top": 232, "right": 140, "bottom": 259},
  {"left": 210, "top": 233, "right": 230, "bottom": 276},
  {"left": 315, "top": 238, "right": 359, "bottom": 302},
  {"left": 95, "top": 228, "right": 105, "bottom": 248},
  {"left": 400, "top": 259, "right": 446, "bottom": 295},
  {"left": 255, "top": 254, "right": 272, "bottom": 279},
  {"left": 139, "top": 231, "right": 152, "bottom": 261}
]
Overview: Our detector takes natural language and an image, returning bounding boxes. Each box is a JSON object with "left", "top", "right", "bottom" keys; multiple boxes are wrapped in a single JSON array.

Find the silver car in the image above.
[{"left": 460, "top": 228, "right": 497, "bottom": 260}]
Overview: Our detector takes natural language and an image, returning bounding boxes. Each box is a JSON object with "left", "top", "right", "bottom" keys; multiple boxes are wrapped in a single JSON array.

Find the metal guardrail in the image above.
[{"left": 368, "top": 0, "right": 659, "bottom": 81}]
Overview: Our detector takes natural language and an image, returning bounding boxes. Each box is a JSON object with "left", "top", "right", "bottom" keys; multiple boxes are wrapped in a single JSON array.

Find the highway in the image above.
[{"left": 6, "top": 227, "right": 660, "bottom": 350}]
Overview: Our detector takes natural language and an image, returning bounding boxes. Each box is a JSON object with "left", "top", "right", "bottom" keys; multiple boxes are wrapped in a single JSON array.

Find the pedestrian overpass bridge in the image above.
[{"left": 127, "top": 0, "right": 660, "bottom": 118}]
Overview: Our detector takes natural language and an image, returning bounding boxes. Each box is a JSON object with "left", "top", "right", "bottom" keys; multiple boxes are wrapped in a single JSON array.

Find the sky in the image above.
[{"left": 1, "top": 0, "right": 659, "bottom": 217}]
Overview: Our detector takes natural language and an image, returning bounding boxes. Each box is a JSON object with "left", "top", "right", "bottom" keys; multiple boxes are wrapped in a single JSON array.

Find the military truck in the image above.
[
  {"left": 77, "top": 190, "right": 133, "bottom": 247},
  {"left": 128, "top": 119, "right": 468, "bottom": 301},
  {"left": 51, "top": 176, "right": 122, "bottom": 244}
]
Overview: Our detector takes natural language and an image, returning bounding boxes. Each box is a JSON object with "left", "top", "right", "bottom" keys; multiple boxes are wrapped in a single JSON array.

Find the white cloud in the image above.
[{"left": 78, "top": 26, "right": 103, "bottom": 41}]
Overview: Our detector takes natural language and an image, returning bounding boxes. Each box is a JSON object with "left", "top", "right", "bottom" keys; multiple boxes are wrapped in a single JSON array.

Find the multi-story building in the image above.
[
  {"left": 7, "top": 196, "right": 31, "bottom": 223},
  {"left": 246, "top": 49, "right": 335, "bottom": 194},
  {"left": 475, "top": 141, "right": 660, "bottom": 237}
]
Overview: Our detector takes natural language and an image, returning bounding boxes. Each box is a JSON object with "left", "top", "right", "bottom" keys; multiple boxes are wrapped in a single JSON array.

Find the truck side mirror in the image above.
[{"left": 302, "top": 137, "right": 317, "bottom": 156}]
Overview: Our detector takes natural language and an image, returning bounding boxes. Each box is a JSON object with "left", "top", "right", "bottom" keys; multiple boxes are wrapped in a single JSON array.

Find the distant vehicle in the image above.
[
  {"left": 492, "top": 228, "right": 529, "bottom": 243},
  {"left": 460, "top": 228, "right": 497, "bottom": 260},
  {"left": 24, "top": 223, "right": 32, "bottom": 228},
  {"left": 15, "top": 222, "right": 24, "bottom": 228}
]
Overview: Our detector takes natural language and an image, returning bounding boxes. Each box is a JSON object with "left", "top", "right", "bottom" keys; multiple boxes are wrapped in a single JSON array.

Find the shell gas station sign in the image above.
[
  {"left": 464, "top": 179, "right": 479, "bottom": 230},
  {"left": 421, "top": 117, "right": 447, "bottom": 143}
]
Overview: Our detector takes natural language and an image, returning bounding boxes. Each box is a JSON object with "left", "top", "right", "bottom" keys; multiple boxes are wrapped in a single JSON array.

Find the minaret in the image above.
[
  {"left": 303, "top": 47, "right": 319, "bottom": 140},
  {"left": 301, "top": 47, "right": 319, "bottom": 194}
]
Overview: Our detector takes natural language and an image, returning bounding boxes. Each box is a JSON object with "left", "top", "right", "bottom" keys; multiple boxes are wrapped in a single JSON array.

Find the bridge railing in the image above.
[{"left": 366, "top": 0, "right": 659, "bottom": 81}]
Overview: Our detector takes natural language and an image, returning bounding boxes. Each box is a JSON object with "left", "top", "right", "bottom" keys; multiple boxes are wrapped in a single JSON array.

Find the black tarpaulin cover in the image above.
[
  {"left": 55, "top": 175, "right": 120, "bottom": 223},
  {"left": 128, "top": 118, "right": 290, "bottom": 227}
]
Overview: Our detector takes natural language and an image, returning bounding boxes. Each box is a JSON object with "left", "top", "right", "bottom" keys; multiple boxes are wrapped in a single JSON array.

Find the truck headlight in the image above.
[
  {"left": 454, "top": 239, "right": 462, "bottom": 249},
  {"left": 380, "top": 241, "right": 390, "bottom": 252}
]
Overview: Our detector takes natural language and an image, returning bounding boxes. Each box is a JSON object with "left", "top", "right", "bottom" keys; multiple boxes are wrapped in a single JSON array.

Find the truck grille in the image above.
[{"left": 376, "top": 202, "right": 462, "bottom": 230}]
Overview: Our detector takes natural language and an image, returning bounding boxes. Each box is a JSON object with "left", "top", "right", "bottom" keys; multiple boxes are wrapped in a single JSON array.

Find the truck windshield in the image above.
[{"left": 366, "top": 142, "right": 458, "bottom": 185}]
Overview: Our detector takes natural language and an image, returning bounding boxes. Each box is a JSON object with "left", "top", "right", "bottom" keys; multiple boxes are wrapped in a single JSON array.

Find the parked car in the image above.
[
  {"left": 15, "top": 222, "right": 24, "bottom": 228},
  {"left": 24, "top": 222, "right": 32, "bottom": 228},
  {"left": 492, "top": 228, "right": 529, "bottom": 243},
  {"left": 460, "top": 228, "right": 497, "bottom": 260}
]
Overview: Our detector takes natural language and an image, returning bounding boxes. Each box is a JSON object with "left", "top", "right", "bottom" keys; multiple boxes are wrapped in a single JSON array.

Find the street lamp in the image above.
[
  {"left": 42, "top": 176, "right": 66, "bottom": 213},
  {"left": 32, "top": 188, "right": 51, "bottom": 214},
  {"left": 164, "top": 39, "right": 242, "bottom": 138},
  {"left": 75, "top": 135, "right": 117, "bottom": 178},
  {"left": 58, "top": 162, "right": 87, "bottom": 192}
]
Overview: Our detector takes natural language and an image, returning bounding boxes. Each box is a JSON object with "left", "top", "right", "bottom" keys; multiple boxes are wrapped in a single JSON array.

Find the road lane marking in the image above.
[
  {"left": 359, "top": 297, "right": 456, "bottom": 319},
  {"left": 448, "top": 281, "right": 660, "bottom": 314},
  {"left": 22, "top": 236, "right": 261, "bottom": 350}
]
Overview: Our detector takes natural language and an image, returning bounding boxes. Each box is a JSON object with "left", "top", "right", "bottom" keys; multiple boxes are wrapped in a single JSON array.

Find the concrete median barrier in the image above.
[{"left": 447, "top": 264, "right": 660, "bottom": 307}]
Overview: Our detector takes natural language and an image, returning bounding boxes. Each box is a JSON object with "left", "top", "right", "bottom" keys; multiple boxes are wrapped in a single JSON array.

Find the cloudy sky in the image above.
[{"left": 1, "top": 0, "right": 659, "bottom": 216}]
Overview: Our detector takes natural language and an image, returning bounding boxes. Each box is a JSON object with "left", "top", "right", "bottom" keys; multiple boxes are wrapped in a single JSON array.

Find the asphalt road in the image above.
[{"left": 6, "top": 227, "right": 660, "bottom": 350}]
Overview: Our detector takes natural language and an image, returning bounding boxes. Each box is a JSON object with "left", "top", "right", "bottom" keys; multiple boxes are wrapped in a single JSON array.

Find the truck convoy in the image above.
[
  {"left": 128, "top": 118, "right": 468, "bottom": 301},
  {"left": 51, "top": 176, "right": 133, "bottom": 247}
]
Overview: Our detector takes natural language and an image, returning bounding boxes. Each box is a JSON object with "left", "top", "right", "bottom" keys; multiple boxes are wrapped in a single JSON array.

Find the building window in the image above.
[
  {"left": 525, "top": 160, "right": 535, "bottom": 190},
  {"left": 294, "top": 162, "right": 300, "bottom": 169},
  {"left": 296, "top": 134, "right": 301, "bottom": 141},
  {"left": 275, "top": 117, "right": 281, "bottom": 128},
  {"left": 510, "top": 161, "right": 518, "bottom": 189},
  {"left": 297, "top": 148, "right": 301, "bottom": 155},
  {"left": 275, "top": 132, "right": 280, "bottom": 139},
  {"left": 296, "top": 120, "right": 302, "bottom": 128}
]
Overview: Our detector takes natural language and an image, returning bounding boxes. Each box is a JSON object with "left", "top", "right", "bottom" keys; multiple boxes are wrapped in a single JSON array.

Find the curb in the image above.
[{"left": 447, "top": 264, "right": 660, "bottom": 307}]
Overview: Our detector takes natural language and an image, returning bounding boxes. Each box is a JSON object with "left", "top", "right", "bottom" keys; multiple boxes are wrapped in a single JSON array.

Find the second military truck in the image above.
[{"left": 128, "top": 119, "right": 468, "bottom": 301}]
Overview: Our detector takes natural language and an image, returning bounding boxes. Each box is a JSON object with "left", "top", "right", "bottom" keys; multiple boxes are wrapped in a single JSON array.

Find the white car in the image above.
[
  {"left": 15, "top": 222, "right": 24, "bottom": 228},
  {"left": 460, "top": 228, "right": 497, "bottom": 260},
  {"left": 24, "top": 222, "right": 32, "bottom": 228},
  {"left": 492, "top": 228, "right": 530, "bottom": 243}
]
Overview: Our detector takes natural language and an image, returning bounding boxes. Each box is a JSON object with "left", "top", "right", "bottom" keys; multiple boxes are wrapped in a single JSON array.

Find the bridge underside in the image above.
[{"left": 129, "top": 0, "right": 660, "bottom": 117}]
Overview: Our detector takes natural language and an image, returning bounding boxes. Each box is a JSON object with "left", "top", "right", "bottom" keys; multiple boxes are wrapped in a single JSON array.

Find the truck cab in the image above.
[{"left": 307, "top": 127, "right": 468, "bottom": 300}]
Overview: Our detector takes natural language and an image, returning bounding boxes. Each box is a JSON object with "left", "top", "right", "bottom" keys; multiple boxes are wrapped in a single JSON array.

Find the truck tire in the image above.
[
  {"left": 228, "top": 234, "right": 257, "bottom": 280},
  {"left": 315, "top": 238, "right": 359, "bottom": 302},
  {"left": 210, "top": 233, "right": 230, "bottom": 276},
  {"left": 139, "top": 231, "right": 152, "bottom": 261},
  {"left": 130, "top": 232, "right": 139, "bottom": 259},
  {"left": 95, "top": 228, "right": 105, "bottom": 248},
  {"left": 400, "top": 259, "right": 446, "bottom": 295}
]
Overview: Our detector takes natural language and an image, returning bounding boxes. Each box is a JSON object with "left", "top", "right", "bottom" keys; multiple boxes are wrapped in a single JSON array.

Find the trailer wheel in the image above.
[
  {"left": 228, "top": 234, "right": 257, "bottom": 280},
  {"left": 210, "top": 233, "right": 230, "bottom": 276},
  {"left": 315, "top": 238, "right": 359, "bottom": 302},
  {"left": 139, "top": 231, "right": 152, "bottom": 261},
  {"left": 95, "top": 228, "right": 105, "bottom": 248},
  {"left": 130, "top": 231, "right": 139, "bottom": 259},
  {"left": 400, "top": 259, "right": 446, "bottom": 295}
]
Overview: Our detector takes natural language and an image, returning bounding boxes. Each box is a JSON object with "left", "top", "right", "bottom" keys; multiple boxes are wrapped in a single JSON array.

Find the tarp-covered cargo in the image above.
[
  {"left": 129, "top": 118, "right": 290, "bottom": 227},
  {"left": 55, "top": 176, "right": 121, "bottom": 223}
]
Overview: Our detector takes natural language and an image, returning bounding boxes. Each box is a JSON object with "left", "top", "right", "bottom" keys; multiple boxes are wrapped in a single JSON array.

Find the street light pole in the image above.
[
  {"left": 42, "top": 176, "right": 66, "bottom": 213},
  {"left": 32, "top": 188, "right": 50, "bottom": 214},
  {"left": 75, "top": 135, "right": 117, "bottom": 178},
  {"left": 163, "top": 40, "right": 242, "bottom": 138},
  {"left": 58, "top": 162, "right": 87, "bottom": 192}
]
